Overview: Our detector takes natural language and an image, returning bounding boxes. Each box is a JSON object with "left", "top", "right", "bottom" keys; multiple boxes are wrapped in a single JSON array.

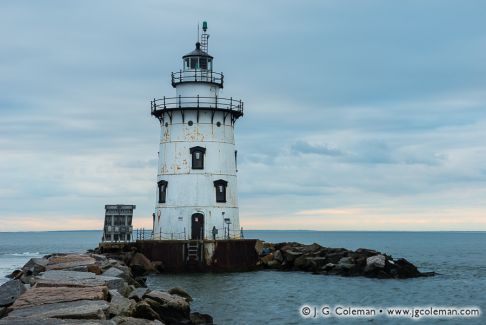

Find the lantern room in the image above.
[{"left": 183, "top": 42, "right": 213, "bottom": 71}]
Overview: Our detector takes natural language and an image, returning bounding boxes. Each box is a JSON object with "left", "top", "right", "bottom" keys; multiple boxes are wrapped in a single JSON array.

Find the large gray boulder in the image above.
[
  {"left": 129, "top": 253, "right": 154, "bottom": 277},
  {"left": 102, "top": 267, "right": 138, "bottom": 287},
  {"left": 22, "top": 258, "right": 48, "bottom": 276},
  {"left": 35, "top": 270, "right": 125, "bottom": 293},
  {"left": 46, "top": 255, "right": 97, "bottom": 271},
  {"left": 132, "top": 300, "right": 161, "bottom": 321},
  {"left": 108, "top": 290, "right": 136, "bottom": 317},
  {"left": 6, "top": 299, "right": 110, "bottom": 319},
  {"left": 190, "top": 312, "right": 214, "bottom": 324},
  {"left": 364, "top": 254, "right": 386, "bottom": 272},
  {"left": 282, "top": 250, "right": 302, "bottom": 263},
  {"left": 128, "top": 288, "right": 149, "bottom": 302},
  {"left": 102, "top": 267, "right": 125, "bottom": 279},
  {"left": 0, "top": 317, "right": 114, "bottom": 324},
  {"left": 168, "top": 287, "right": 192, "bottom": 302},
  {"left": 336, "top": 257, "right": 356, "bottom": 270},
  {"left": 12, "top": 285, "right": 108, "bottom": 309},
  {"left": 0, "top": 280, "right": 26, "bottom": 307},
  {"left": 144, "top": 290, "right": 190, "bottom": 321},
  {"left": 111, "top": 316, "right": 164, "bottom": 324}
]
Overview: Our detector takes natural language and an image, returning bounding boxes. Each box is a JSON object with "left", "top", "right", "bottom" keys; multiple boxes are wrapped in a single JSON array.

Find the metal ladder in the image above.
[
  {"left": 187, "top": 242, "right": 200, "bottom": 262},
  {"left": 200, "top": 33, "right": 209, "bottom": 53}
]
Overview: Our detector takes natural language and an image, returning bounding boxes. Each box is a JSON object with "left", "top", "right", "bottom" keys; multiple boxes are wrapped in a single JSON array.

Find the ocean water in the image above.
[{"left": 1, "top": 230, "right": 485, "bottom": 324}]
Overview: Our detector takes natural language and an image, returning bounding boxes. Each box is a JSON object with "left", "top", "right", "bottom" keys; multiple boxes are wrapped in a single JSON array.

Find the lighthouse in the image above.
[{"left": 150, "top": 22, "right": 244, "bottom": 241}]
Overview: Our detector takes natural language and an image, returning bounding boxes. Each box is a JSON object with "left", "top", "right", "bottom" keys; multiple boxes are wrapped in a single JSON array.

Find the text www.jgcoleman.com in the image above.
[{"left": 300, "top": 305, "right": 481, "bottom": 320}]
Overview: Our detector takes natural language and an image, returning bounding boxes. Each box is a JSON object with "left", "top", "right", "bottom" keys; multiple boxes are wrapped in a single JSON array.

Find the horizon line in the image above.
[{"left": 1, "top": 229, "right": 486, "bottom": 233}]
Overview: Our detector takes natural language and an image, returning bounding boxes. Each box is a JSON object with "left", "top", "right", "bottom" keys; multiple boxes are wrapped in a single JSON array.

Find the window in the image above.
[
  {"left": 200, "top": 58, "right": 207, "bottom": 70},
  {"left": 213, "top": 179, "right": 228, "bottom": 203},
  {"left": 190, "top": 146, "right": 206, "bottom": 169},
  {"left": 158, "top": 180, "right": 168, "bottom": 203},
  {"left": 190, "top": 57, "right": 198, "bottom": 69},
  {"left": 235, "top": 150, "right": 238, "bottom": 172},
  {"left": 184, "top": 58, "right": 189, "bottom": 70}
]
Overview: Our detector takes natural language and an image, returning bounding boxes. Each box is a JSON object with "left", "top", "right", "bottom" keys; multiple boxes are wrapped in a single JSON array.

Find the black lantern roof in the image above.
[{"left": 183, "top": 42, "right": 213, "bottom": 59}]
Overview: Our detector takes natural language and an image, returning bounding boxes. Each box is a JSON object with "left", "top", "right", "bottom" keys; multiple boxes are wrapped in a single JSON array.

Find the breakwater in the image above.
[
  {"left": 0, "top": 253, "right": 213, "bottom": 324},
  {"left": 0, "top": 240, "right": 434, "bottom": 324}
]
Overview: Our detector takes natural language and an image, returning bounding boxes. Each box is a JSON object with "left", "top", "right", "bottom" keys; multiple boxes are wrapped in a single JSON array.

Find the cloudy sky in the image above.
[{"left": 1, "top": 0, "right": 485, "bottom": 231}]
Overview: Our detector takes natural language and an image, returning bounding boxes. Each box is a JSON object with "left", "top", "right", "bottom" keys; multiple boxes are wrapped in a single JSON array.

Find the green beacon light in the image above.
[{"left": 202, "top": 21, "right": 208, "bottom": 32}]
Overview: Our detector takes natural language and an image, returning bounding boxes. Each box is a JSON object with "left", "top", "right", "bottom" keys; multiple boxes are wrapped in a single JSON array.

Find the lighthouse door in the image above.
[{"left": 191, "top": 213, "right": 204, "bottom": 240}]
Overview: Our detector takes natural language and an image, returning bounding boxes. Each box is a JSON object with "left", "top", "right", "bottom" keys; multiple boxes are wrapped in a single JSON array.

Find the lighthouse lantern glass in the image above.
[{"left": 184, "top": 57, "right": 212, "bottom": 71}]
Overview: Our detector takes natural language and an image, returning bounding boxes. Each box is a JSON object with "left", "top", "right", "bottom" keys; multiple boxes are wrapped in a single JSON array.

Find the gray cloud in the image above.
[
  {"left": 291, "top": 141, "right": 344, "bottom": 157},
  {"left": 1, "top": 0, "right": 486, "bottom": 230}
]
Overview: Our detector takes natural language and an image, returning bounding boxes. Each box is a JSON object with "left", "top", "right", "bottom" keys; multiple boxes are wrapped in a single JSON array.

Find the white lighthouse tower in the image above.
[{"left": 151, "top": 22, "right": 243, "bottom": 241}]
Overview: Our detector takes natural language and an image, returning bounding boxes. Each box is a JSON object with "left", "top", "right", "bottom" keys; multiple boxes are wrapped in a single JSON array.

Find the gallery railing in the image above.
[
  {"left": 134, "top": 227, "right": 244, "bottom": 241},
  {"left": 171, "top": 70, "right": 224, "bottom": 88},
  {"left": 151, "top": 96, "right": 244, "bottom": 116}
]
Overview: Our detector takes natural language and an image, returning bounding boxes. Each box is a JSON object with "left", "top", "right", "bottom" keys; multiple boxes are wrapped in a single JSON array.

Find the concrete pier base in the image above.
[{"left": 99, "top": 239, "right": 260, "bottom": 272}]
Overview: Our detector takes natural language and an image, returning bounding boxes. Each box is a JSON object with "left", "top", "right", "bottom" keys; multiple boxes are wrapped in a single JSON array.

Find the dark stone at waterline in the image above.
[
  {"left": 111, "top": 316, "right": 164, "bottom": 324},
  {"left": 128, "top": 287, "right": 149, "bottom": 302},
  {"left": 132, "top": 300, "right": 161, "bottom": 321},
  {"left": 190, "top": 312, "right": 214, "bottom": 324},
  {"left": 6, "top": 270, "right": 22, "bottom": 279},
  {"left": 168, "top": 287, "right": 193, "bottom": 302},
  {"left": 129, "top": 253, "right": 154, "bottom": 277},
  {"left": 0, "top": 280, "right": 26, "bottom": 307},
  {"left": 143, "top": 290, "right": 190, "bottom": 323}
]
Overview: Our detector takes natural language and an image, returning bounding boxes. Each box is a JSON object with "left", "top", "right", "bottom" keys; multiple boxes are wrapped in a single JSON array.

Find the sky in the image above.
[{"left": 1, "top": 0, "right": 485, "bottom": 231}]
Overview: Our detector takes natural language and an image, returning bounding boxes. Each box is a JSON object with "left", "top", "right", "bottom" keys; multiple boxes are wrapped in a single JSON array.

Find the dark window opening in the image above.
[
  {"left": 235, "top": 150, "right": 238, "bottom": 172},
  {"left": 190, "top": 146, "right": 206, "bottom": 170},
  {"left": 213, "top": 179, "right": 228, "bottom": 203},
  {"left": 199, "top": 58, "right": 207, "bottom": 70},
  {"left": 190, "top": 57, "right": 198, "bottom": 69},
  {"left": 184, "top": 58, "right": 190, "bottom": 69},
  {"left": 158, "top": 180, "right": 168, "bottom": 203}
]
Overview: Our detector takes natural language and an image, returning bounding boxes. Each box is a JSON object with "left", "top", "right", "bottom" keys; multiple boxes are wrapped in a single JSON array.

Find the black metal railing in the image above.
[
  {"left": 134, "top": 227, "right": 244, "bottom": 241},
  {"left": 151, "top": 96, "right": 244, "bottom": 116},
  {"left": 171, "top": 70, "right": 224, "bottom": 88}
]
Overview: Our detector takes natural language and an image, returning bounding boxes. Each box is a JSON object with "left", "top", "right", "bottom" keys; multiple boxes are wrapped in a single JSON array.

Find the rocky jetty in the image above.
[
  {"left": 256, "top": 242, "right": 435, "bottom": 279},
  {"left": 0, "top": 253, "right": 213, "bottom": 324}
]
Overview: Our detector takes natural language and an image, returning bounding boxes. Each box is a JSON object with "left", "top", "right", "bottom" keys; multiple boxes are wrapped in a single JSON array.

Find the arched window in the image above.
[
  {"left": 158, "top": 180, "right": 168, "bottom": 203},
  {"left": 190, "top": 146, "right": 206, "bottom": 169},
  {"left": 213, "top": 179, "right": 228, "bottom": 203}
]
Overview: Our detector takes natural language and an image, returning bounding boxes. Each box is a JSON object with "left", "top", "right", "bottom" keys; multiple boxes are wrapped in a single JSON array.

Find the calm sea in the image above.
[{"left": 0, "top": 230, "right": 485, "bottom": 324}]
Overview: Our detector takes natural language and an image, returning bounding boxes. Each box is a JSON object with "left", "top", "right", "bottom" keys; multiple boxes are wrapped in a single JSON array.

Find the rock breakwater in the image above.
[
  {"left": 256, "top": 242, "right": 435, "bottom": 279},
  {"left": 0, "top": 253, "right": 213, "bottom": 324}
]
